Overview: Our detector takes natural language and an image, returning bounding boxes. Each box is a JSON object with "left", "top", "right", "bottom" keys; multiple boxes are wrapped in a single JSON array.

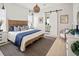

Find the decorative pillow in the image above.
[
  {"left": 19, "top": 25, "right": 28, "bottom": 31},
  {"left": 14, "top": 26, "right": 19, "bottom": 31},
  {"left": 17, "top": 26, "right": 21, "bottom": 31},
  {"left": 25, "top": 26, "right": 29, "bottom": 30},
  {"left": 9, "top": 26, "right": 14, "bottom": 31},
  {"left": 18, "top": 26, "right": 21, "bottom": 31},
  {"left": 22, "top": 26, "right": 26, "bottom": 31},
  {"left": 19, "top": 26, "right": 23, "bottom": 31}
]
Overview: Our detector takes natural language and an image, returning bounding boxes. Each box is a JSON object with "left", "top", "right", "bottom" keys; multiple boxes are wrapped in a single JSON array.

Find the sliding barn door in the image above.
[{"left": 50, "top": 12, "right": 57, "bottom": 37}]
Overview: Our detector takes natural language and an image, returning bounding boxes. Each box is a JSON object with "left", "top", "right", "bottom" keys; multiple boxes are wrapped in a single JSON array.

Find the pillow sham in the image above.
[
  {"left": 14, "top": 26, "right": 18, "bottom": 31},
  {"left": 9, "top": 26, "right": 14, "bottom": 31},
  {"left": 19, "top": 25, "right": 29, "bottom": 31},
  {"left": 25, "top": 25, "right": 29, "bottom": 30}
]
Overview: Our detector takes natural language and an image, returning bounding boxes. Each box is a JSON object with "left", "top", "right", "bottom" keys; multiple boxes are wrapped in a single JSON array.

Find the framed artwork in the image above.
[{"left": 60, "top": 15, "right": 68, "bottom": 24}]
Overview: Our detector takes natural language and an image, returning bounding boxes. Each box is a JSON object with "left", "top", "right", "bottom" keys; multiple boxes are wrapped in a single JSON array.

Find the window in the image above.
[{"left": 45, "top": 16, "right": 51, "bottom": 32}]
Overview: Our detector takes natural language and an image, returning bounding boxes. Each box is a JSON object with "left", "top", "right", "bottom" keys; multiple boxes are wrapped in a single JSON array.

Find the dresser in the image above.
[{"left": 0, "top": 31, "right": 7, "bottom": 46}]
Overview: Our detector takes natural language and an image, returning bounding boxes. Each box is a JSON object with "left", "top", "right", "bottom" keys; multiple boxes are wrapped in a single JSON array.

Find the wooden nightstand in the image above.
[{"left": 0, "top": 31, "right": 8, "bottom": 46}]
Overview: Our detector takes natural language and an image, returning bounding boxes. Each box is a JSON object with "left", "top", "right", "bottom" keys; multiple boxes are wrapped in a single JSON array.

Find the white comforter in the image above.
[{"left": 8, "top": 29, "right": 44, "bottom": 51}]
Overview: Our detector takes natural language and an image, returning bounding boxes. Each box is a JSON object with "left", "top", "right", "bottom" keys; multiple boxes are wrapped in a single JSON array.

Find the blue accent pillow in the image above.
[{"left": 9, "top": 26, "right": 14, "bottom": 31}]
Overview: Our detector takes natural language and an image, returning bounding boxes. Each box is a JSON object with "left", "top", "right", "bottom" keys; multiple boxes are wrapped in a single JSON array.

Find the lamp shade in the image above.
[{"left": 33, "top": 4, "right": 40, "bottom": 13}]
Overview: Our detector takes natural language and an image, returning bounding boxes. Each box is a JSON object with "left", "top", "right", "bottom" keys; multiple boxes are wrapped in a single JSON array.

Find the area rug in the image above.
[{"left": 0, "top": 36, "right": 55, "bottom": 56}]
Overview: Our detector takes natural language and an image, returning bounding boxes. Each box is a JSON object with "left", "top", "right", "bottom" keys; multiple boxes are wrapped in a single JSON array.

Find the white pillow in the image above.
[
  {"left": 18, "top": 26, "right": 21, "bottom": 31},
  {"left": 14, "top": 26, "right": 19, "bottom": 31},
  {"left": 23, "top": 25, "right": 29, "bottom": 30},
  {"left": 22, "top": 26, "right": 26, "bottom": 31},
  {"left": 14, "top": 26, "right": 17, "bottom": 31}
]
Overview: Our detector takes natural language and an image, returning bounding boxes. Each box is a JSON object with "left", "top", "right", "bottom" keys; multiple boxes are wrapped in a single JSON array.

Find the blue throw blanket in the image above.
[{"left": 15, "top": 29, "right": 41, "bottom": 47}]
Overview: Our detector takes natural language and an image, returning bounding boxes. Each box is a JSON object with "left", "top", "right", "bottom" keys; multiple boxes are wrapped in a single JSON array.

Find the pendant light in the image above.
[
  {"left": 2, "top": 4, "right": 5, "bottom": 9},
  {"left": 33, "top": 4, "right": 40, "bottom": 13}
]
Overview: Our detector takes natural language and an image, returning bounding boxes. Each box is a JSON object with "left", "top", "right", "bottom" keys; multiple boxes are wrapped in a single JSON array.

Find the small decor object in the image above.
[
  {"left": 33, "top": 4, "right": 40, "bottom": 13},
  {"left": 39, "top": 17, "right": 43, "bottom": 23},
  {"left": 71, "top": 41, "right": 79, "bottom": 56},
  {"left": 60, "top": 15, "right": 68, "bottom": 24}
]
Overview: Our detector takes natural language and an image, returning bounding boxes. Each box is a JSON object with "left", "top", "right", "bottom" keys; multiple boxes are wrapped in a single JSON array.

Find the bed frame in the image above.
[
  {"left": 8, "top": 20, "right": 28, "bottom": 26},
  {"left": 8, "top": 20, "right": 44, "bottom": 52}
]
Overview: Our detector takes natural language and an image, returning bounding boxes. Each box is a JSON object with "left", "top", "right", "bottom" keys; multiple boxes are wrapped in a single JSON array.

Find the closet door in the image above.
[{"left": 50, "top": 12, "right": 57, "bottom": 37}]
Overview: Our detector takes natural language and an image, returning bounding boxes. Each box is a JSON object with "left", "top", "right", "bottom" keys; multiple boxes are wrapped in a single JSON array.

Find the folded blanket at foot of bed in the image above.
[{"left": 15, "top": 29, "right": 41, "bottom": 47}]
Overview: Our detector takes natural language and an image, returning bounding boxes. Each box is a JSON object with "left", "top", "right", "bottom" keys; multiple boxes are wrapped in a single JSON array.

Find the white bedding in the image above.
[{"left": 8, "top": 29, "right": 44, "bottom": 51}]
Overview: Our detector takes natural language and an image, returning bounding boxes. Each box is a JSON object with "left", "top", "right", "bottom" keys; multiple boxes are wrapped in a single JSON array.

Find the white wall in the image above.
[
  {"left": 33, "top": 3, "right": 73, "bottom": 37},
  {"left": 0, "top": 3, "right": 28, "bottom": 31},
  {"left": 0, "top": 3, "right": 28, "bottom": 20},
  {"left": 73, "top": 3, "right": 79, "bottom": 28},
  {"left": 58, "top": 4, "right": 73, "bottom": 31},
  {"left": 33, "top": 12, "right": 45, "bottom": 32},
  {"left": 0, "top": 3, "right": 73, "bottom": 37}
]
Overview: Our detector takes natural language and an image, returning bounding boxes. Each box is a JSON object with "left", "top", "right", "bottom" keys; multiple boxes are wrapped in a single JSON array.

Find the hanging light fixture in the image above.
[
  {"left": 2, "top": 3, "right": 5, "bottom": 9},
  {"left": 33, "top": 4, "right": 40, "bottom": 13}
]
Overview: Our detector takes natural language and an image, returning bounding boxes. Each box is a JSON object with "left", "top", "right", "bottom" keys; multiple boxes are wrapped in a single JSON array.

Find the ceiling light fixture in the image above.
[
  {"left": 2, "top": 3, "right": 5, "bottom": 9},
  {"left": 33, "top": 4, "right": 40, "bottom": 13}
]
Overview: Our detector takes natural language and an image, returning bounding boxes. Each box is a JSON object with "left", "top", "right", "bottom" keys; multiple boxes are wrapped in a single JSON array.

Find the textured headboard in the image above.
[{"left": 8, "top": 20, "right": 28, "bottom": 26}]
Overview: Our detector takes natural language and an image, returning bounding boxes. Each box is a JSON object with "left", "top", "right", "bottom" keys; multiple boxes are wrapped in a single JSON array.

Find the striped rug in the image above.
[{"left": 0, "top": 36, "right": 55, "bottom": 56}]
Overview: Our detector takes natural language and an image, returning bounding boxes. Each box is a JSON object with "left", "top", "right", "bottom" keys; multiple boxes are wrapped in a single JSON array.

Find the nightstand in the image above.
[{"left": 0, "top": 31, "right": 8, "bottom": 46}]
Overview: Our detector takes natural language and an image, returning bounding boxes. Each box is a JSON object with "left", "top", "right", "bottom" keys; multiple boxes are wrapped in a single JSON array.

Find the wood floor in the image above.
[
  {"left": 0, "top": 36, "right": 55, "bottom": 56},
  {"left": 0, "top": 50, "right": 4, "bottom": 56},
  {"left": 47, "top": 37, "right": 66, "bottom": 56}
]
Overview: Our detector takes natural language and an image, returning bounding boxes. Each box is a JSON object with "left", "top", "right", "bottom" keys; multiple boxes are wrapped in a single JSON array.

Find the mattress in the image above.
[
  {"left": 8, "top": 29, "right": 44, "bottom": 51},
  {"left": 8, "top": 29, "right": 44, "bottom": 43}
]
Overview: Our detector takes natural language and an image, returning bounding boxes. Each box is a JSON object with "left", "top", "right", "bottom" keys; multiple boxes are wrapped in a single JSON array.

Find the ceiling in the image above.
[
  {"left": 15, "top": 3, "right": 73, "bottom": 13},
  {"left": 17, "top": 3, "right": 52, "bottom": 10}
]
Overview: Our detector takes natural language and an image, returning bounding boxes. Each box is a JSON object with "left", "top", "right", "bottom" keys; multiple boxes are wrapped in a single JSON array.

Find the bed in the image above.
[{"left": 7, "top": 20, "right": 44, "bottom": 52}]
